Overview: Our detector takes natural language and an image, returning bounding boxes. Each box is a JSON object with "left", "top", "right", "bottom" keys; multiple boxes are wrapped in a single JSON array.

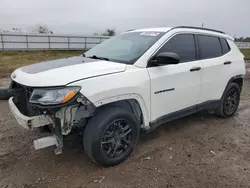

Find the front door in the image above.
[{"left": 147, "top": 34, "right": 202, "bottom": 122}]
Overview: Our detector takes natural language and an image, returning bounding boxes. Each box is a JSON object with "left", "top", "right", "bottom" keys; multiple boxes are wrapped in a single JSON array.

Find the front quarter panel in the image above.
[{"left": 67, "top": 65, "right": 151, "bottom": 128}]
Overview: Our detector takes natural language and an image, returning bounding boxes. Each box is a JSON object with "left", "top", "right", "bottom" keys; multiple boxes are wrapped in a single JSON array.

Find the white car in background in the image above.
[{"left": 7, "top": 26, "right": 246, "bottom": 167}]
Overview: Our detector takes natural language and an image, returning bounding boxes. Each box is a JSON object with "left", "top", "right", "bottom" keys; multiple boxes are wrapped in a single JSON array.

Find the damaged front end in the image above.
[{"left": 8, "top": 81, "right": 95, "bottom": 154}]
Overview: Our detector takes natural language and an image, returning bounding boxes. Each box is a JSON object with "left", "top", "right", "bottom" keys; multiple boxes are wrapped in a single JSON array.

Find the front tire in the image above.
[
  {"left": 83, "top": 106, "right": 139, "bottom": 167},
  {"left": 215, "top": 82, "right": 241, "bottom": 118}
]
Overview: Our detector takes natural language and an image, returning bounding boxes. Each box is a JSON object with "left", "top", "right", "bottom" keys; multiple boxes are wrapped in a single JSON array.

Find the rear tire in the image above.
[
  {"left": 83, "top": 106, "right": 139, "bottom": 167},
  {"left": 215, "top": 83, "right": 240, "bottom": 118}
]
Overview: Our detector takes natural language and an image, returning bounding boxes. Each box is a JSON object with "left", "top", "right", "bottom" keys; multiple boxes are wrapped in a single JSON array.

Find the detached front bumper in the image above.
[
  {"left": 8, "top": 97, "right": 62, "bottom": 153},
  {"left": 8, "top": 97, "right": 52, "bottom": 129}
]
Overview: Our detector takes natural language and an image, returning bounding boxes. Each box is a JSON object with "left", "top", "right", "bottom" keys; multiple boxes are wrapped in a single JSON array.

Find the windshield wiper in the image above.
[{"left": 86, "top": 55, "right": 109, "bottom": 61}]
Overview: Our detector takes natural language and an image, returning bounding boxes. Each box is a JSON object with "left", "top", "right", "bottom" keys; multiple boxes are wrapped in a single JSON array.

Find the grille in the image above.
[{"left": 10, "top": 81, "right": 34, "bottom": 116}]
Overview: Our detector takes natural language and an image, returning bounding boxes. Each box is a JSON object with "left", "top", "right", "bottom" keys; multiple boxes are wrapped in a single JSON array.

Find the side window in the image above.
[
  {"left": 198, "top": 35, "right": 222, "bottom": 59},
  {"left": 157, "top": 34, "right": 196, "bottom": 63},
  {"left": 220, "top": 38, "right": 231, "bottom": 54}
]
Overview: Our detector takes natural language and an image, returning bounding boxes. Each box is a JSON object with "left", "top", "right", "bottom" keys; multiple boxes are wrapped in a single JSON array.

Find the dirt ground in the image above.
[{"left": 0, "top": 64, "right": 250, "bottom": 188}]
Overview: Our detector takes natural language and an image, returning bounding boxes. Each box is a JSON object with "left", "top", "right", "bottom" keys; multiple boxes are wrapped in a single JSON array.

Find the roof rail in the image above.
[{"left": 173, "top": 26, "right": 225, "bottom": 34}]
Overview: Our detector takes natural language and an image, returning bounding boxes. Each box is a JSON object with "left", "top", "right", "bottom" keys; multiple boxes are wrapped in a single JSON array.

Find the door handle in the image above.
[
  {"left": 190, "top": 67, "right": 201, "bottom": 72},
  {"left": 224, "top": 61, "right": 232, "bottom": 65}
]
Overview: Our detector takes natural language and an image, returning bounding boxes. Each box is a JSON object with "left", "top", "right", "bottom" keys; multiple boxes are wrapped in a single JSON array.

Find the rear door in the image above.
[
  {"left": 197, "top": 35, "right": 233, "bottom": 103},
  {"left": 147, "top": 34, "right": 202, "bottom": 122}
]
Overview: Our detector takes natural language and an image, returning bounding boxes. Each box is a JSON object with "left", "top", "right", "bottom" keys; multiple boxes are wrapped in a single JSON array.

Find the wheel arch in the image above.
[
  {"left": 225, "top": 75, "right": 244, "bottom": 94},
  {"left": 220, "top": 74, "right": 244, "bottom": 100},
  {"left": 231, "top": 77, "right": 243, "bottom": 92},
  {"left": 93, "top": 94, "right": 150, "bottom": 129}
]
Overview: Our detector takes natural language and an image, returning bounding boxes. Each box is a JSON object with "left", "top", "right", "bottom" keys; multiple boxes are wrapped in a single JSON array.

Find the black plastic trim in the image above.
[
  {"left": 194, "top": 34, "right": 200, "bottom": 60},
  {"left": 219, "top": 38, "right": 224, "bottom": 54},
  {"left": 149, "top": 100, "right": 220, "bottom": 131},
  {"left": 173, "top": 26, "right": 225, "bottom": 34},
  {"left": 223, "top": 75, "right": 244, "bottom": 94}
]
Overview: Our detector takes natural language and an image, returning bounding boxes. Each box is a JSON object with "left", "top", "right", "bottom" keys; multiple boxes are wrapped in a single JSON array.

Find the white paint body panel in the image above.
[
  {"left": 148, "top": 61, "right": 202, "bottom": 122},
  {"left": 9, "top": 27, "right": 246, "bottom": 129},
  {"left": 11, "top": 57, "right": 126, "bottom": 87},
  {"left": 199, "top": 40, "right": 246, "bottom": 102},
  {"left": 8, "top": 97, "right": 52, "bottom": 129},
  {"left": 69, "top": 65, "right": 151, "bottom": 127}
]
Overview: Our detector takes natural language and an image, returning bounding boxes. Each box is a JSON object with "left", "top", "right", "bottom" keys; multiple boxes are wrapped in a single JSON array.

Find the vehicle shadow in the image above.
[{"left": 140, "top": 111, "right": 218, "bottom": 143}]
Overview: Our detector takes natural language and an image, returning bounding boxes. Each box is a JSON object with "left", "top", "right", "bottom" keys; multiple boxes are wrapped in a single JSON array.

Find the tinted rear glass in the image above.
[
  {"left": 198, "top": 35, "right": 222, "bottom": 59},
  {"left": 220, "top": 38, "right": 230, "bottom": 54}
]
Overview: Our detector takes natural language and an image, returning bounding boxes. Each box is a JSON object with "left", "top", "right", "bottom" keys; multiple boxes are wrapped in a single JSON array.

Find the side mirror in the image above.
[{"left": 150, "top": 52, "right": 180, "bottom": 66}]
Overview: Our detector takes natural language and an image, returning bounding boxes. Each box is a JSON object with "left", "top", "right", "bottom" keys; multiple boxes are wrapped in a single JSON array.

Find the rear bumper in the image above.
[{"left": 8, "top": 97, "right": 52, "bottom": 129}]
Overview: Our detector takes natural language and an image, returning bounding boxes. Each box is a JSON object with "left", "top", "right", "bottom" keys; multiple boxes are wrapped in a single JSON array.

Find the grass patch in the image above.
[
  {"left": 0, "top": 49, "right": 249, "bottom": 79},
  {"left": 241, "top": 49, "right": 250, "bottom": 60},
  {"left": 0, "top": 51, "right": 83, "bottom": 78}
]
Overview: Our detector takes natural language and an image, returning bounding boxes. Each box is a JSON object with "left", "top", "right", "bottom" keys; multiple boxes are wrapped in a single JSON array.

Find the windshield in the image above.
[{"left": 84, "top": 32, "right": 165, "bottom": 64}]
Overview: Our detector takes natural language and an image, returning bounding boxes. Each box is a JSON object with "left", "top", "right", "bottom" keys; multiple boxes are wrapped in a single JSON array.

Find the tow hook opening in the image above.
[{"left": 27, "top": 120, "right": 32, "bottom": 129}]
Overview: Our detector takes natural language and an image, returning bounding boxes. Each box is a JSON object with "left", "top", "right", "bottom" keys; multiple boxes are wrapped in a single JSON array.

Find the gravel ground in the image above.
[
  {"left": 0, "top": 78, "right": 11, "bottom": 88},
  {"left": 0, "top": 63, "right": 250, "bottom": 188}
]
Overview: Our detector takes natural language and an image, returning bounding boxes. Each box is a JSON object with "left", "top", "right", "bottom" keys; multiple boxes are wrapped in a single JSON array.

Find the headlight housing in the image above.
[{"left": 30, "top": 86, "right": 81, "bottom": 105}]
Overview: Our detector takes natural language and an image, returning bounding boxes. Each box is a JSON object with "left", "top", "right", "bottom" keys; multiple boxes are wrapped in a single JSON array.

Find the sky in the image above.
[{"left": 0, "top": 0, "right": 250, "bottom": 37}]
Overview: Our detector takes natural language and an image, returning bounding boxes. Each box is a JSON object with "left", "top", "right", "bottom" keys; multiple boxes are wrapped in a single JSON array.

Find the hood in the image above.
[{"left": 11, "top": 56, "right": 127, "bottom": 87}]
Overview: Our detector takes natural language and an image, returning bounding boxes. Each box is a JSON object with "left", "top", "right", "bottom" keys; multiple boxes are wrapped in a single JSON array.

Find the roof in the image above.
[{"left": 129, "top": 26, "right": 233, "bottom": 41}]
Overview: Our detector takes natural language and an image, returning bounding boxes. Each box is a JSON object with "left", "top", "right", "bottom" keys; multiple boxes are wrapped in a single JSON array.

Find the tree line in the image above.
[
  {"left": 235, "top": 37, "right": 250, "bottom": 42},
  {"left": 0, "top": 24, "right": 53, "bottom": 34},
  {"left": 0, "top": 24, "right": 116, "bottom": 36}
]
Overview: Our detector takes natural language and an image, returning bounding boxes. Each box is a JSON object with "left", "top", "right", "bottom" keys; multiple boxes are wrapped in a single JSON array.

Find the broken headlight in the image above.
[{"left": 29, "top": 86, "right": 81, "bottom": 105}]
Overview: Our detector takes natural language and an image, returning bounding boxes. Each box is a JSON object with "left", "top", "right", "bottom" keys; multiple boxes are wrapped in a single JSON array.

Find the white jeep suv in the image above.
[{"left": 8, "top": 26, "right": 246, "bottom": 167}]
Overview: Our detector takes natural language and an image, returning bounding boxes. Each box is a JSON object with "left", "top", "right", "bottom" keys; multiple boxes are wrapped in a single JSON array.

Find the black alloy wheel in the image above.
[
  {"left": 215, "top": 82, "right": 241, "bottom": 117},
  {"left": 83, "top": 106, "right": 139, "bottom": 167},
  {"left": 101, "top": 119, "right": 132, "bottom": 158},
  {"left": 224, "top": 87, "right": 239, "bottom": 115}
]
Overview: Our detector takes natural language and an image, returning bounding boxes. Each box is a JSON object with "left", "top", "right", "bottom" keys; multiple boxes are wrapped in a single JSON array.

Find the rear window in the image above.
[
  {"left": 220, "top": 38, "right": 231, "bottom": 54},
  {"left": 198, "top": 35, "right": 222, "bottom": 59}
]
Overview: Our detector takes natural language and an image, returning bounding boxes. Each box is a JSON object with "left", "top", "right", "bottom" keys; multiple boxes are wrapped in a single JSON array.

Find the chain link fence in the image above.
[
  {"left": 0, "top": 33, "right": 110, "bottom": 51},
  {"left": 1, "top": 32, "right": 250, "bottom": 51},
  {"left": 235, "top": 42, "right": 250, "bottom": 49}
]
